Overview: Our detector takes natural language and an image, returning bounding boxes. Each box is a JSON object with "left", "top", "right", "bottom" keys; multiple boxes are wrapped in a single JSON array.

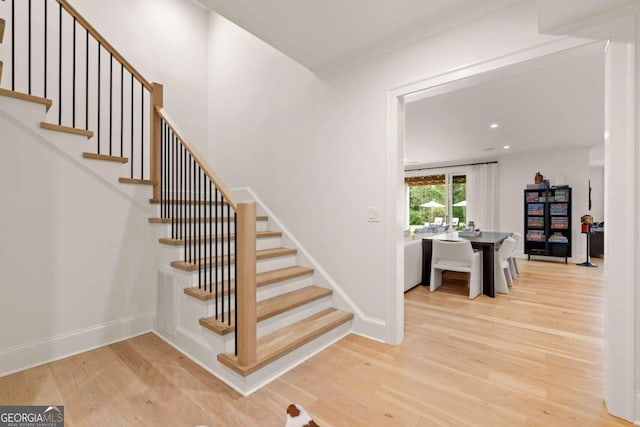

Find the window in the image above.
[{"left": 406, "top": 173, "right": 467, "bottom": 230}]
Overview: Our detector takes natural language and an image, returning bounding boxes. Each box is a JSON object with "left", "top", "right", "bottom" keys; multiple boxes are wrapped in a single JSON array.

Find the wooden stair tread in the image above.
[
  {"left": 160, "top": 231, "right": 281, "bottom": 246},
  {"left": 184, "top": 266, "right": 314, "bottom": 301},
  {"left": 119, "top": 177, "right": 156, "bottom": 186},
  {"left": 199, "top": 285, "right": 332, "bottom": 335},
  {"left": 150, "top": 199, "right": 228, "bottom": 205},
  {"left": 0, "top": 88, "right": 53, "bottom": 111},
  {"left": 149, "top": 216, "right": 268, "bottom": 224},
  {"left": 83, "top": 152, "right": 128, "bottom": 163},
  {"left": 217, "top": 308, "right": 353, "bottom": 376},
  {"left": 171, "top": 247, "right": 297, "bottom": 271},
  {"left": 40, "top": 122, "right": 94, "bottom": 138}
]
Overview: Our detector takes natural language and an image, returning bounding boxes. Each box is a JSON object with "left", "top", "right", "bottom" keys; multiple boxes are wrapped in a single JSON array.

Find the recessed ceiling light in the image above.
[
  {"left": 490, "top": 123, "right": 499, "bottom": 129},
  {"left": 503, "top": 145, "right": 510, "bottom": 149}
]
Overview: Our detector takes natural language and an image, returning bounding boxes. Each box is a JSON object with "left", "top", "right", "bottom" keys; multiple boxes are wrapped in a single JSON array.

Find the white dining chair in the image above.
[
  {"left": 433, "top": 217, "right": 443, "bottom": 225},
  {"left": 495, "top": 237, "right": 516, "bottom": 293},
  {"left": 508, "top": 232, "right": 521, "bottom": 279},
  {"left": 430, "top": 240, "right": 483, "bottom": 299}
]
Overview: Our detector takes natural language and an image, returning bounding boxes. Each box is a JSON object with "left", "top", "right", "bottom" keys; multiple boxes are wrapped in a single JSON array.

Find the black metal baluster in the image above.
[
  {"left": 85, "top": 29, "right": 88, "bottom": 130},
  {"left": 166, "top": 129, "right": 169, "bottom": 226},
  {"left": 169, "top": 131, "right": 173, "bottom": 236},
  {"left": 11, "top": 0, "right": 15, "bottom": 91},
  {"left": 109, "top": 53, "right": 112, "bottom": 155},
  {"left": 28, "top": 0, "right": 31, "bottom": 94},
  {"left": 219, "top": 194, "right": 224, "bottom": 323},
  {"left": 189, "top": 156, "right": 195, "bottom": 270},
  {"left": 227, "top": 203, "right": 231, "bottom": 326},
  {"left": 120, "top": 64, "right": 123, "bottom": 157},
  {"left": 72, "top": 17, "right": 76, "bottom": 127},
  {"left": 160, "top": 121, "right": 164, "bottom": 218},
  {"left": 234, "top": 211, "right": 238, "bottom": 355},
  {"left": 215, "top": 191, "right": 220, "bottom": 320},
  {"left": 160, "top": 119, "right": 162, "bottom": 218},
  {"left": 130, "top": 74, "right": 133, "bottom": 178},
  {"left": 182, "top": 144, "right": 187, "bottom": 264},
  {"left": 199, "top": 168, "right": 203, "bottom": 289},
  {"left": 171, "top": 133, "right": 180, "bottom": 236},
  {"left": 140, "top": 85, "right": 144, "bottom": 178},
  {"left": 97, "top": 41, "right": 101, "bottom": 153},
  {"left": 44, "top": 0, "right": 47, "bottom": 98},
  {"left": 58, "top": 2, "right": 62, "bottom": 124},
  {"left": 209, "top": 179, "right": 213, "bottom": 293},
  {"left": 173, "top": 132, "right": 177, "bottom": 239},
  {"left": 187, "top": 155, "right": 191, "bottom": 264}
]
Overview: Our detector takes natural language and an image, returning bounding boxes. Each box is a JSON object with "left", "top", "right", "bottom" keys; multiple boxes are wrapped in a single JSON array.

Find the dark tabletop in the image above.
[{"left": 423, "top": 231, "right": 511, "bottom": 245}]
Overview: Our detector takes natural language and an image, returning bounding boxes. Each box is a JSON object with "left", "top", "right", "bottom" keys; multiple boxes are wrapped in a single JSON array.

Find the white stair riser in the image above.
[
  {"left": 149, "top": 220, "right": 269, "bottom": 237},
  {"left": 157, "top": 236, "right": 282, "bottom": 264},
  {"left": 0, "top": 96, "right": 47, "bottom": 128},
  {"left": 255, "top": 296, "right": 333, "bottom": 339},
  {"left": 153, "top": 203, "right": 229, "bottom": 218},
  {"left": 254, "top": 275, "right": 315, "bottom": 300},
  {"left": 222, "top": 296, "right": 334, "bottom": 353},
  {"left": 167, "top": 254, "right": 299, "bottom": 283},
  {"left": 256, "top": 255, "right": 297, "bottom": 273},
  {"left": 182, "top": 274, "right": 315, "bottom": 315}
]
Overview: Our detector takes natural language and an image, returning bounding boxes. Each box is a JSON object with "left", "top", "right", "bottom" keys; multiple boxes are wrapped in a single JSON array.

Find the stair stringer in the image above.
[{"left": 230, "top": 187, "right": 386, "bottom": 340}]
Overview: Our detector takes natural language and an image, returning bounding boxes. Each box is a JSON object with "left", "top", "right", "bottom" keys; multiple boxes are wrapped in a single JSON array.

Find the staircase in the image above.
[{"left": 0, "top": 0, "right": 353, "bottom": 394}]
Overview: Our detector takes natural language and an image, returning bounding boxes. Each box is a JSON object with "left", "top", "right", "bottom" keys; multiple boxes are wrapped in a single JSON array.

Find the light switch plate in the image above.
[{"left": 367, "top": 207, "right": 381, "bottom": 222}]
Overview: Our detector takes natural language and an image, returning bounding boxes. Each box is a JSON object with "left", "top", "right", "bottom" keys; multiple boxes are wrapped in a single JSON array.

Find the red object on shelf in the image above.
[{"left": 581, "top": 223, "right": 589, "bottom": 233}]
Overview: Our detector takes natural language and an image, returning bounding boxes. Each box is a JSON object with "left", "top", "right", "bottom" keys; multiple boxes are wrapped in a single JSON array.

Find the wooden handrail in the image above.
[
  {"left": 55, "top": 0, "right": 152, "bottom": 90},
  {"left": 150, "top": 84, "right": 164, "bottom": 201},
  {"left": 236, "top": 202, "right": 257, "bottom": 366},
  {"left": 155, "top": 106, "right": 238, "bottom": 211}
]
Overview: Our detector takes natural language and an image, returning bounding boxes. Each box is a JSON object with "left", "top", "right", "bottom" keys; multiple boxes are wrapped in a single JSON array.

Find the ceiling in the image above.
[
  {"left": 195, "top": 0, "right": 520, "bottom": 74},
  {"left": 404, "top": 51, "right": 605, "bottom": 168}
]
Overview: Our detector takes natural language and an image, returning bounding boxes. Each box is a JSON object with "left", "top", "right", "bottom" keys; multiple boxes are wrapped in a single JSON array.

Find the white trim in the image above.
[
  {"left": 599, "top": 15, "right": 637, "bottom": 421},
  {"left": 230, "top": 186, "right": 387, "bottom": 340},
  {"left": 386, "top": 36, "right": 603, "bottom": 353},
  {"left": 0, "top": 312, "right": 156, "bottom": 378}
]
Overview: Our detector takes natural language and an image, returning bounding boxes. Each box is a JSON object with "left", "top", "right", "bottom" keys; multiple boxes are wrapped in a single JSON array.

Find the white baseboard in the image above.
[{"left": 0, "top": 312, "right": 156, "bottom": 378}]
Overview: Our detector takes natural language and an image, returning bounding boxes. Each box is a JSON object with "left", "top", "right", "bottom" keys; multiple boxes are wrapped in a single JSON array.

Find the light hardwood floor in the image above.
[{"left": 0, "top": 258, "right": 631, "bottom": 426}]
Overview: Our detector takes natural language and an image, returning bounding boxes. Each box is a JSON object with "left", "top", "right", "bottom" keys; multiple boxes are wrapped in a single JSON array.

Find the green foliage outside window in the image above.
[{"left": 408, "top": 180, "right": 466, "bottom": 227}]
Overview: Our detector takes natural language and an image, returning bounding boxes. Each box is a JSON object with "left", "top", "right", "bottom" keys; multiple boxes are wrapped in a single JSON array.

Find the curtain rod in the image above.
[{"left": 405, "top": 160, "right": 498, "bottom": 172}]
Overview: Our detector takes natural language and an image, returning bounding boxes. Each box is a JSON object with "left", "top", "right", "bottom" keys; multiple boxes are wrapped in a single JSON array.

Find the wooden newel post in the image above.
[
  {"left": 150, "top": 82, "right": 164, "bottom": 201},
  {"left": 236, "top": 202, "right": 257, "bottom": 366}
]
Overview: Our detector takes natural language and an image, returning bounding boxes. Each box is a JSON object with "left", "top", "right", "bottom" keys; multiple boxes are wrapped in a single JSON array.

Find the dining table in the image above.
[{"left": 420, "top": 231, "right": 512, "bottom": 298}]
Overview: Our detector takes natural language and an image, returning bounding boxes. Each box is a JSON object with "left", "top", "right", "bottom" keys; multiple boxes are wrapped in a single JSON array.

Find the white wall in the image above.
[
  {"left": 498, "top": 148, "right": 590, "bottom": 259},
  {"left": 589, "top": 166, "right": 605, "bottom": 222},
  {"left": 206, "top": 0, "right": 572, "bottom": 335}
]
